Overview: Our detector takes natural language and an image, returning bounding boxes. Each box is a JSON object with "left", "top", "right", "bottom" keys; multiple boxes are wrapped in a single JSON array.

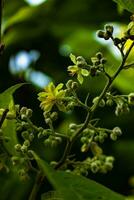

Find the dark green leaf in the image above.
[
  {"left": 0, "top": 83, "right": 26, "bottom": 155},
  {"left": 113, "top": 0, "right": 134, "bottom": 13},
  {"left": 33, "top": 153, "right": 125, "bottom": 200}
]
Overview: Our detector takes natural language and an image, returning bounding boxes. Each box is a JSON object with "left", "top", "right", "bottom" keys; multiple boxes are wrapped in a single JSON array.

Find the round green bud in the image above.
[
  {"left": 45, "top": 118, "right": 51, "bottom": 124},
  {"left": 21, "top": 114, "right": 27, "bottom": 121},
  {"left": 112, "top": 127, "right": 122, "bottom": 136},
  {"left": 110, "top": 133, "right": 117, "bottom": 141},
  {"left": 98, "top": 136, "right": 105, "bottom": 143},
  {"left": 103, "top": 32, "right": 110, "bottom": 40},
  {"left": 105, "top": 24, "right": 114, "bottom": 35},
  {"left": 96, "top": 52, "right": 103, "bottom": 59},
  {"left": 115, "top": 105, "right": 122, "bottom": 116},
  {"left": 44, "top": 138, "right": 51, "bottom": 146},
  {"left": 106, "top": 99, "right": 113, "bottom": 106},
  {"left": 105, "top": 162, "right": 113, "bottom": 170},
  {"left": 92, "top": 97, "right": 99, "bottom": 104},
  {"left": 15, "top": 104, "right": 20, "bottom": 113},
  {"left": 99, "top": 99, "right": 105, "bottom": 107},
  {"left": 50, "top": 161, "right": 57, "bottom": 167},
  {"left": 26, "top": 109, "right": 33, "bottom": 118},
  {"left": 21, "top": 145, "right": 28, "bottom": 153},
  {"left": 94, "top": 135, "right": 99, "bottom": 142},
  {"left": 83, "top": 128, "right": 90, "bottom": 135},
  {"left": 81, "top": 136, "right": 88, "bottom": 143},
  {"left": 91, "top": 162, "right": 99, "bottom": 173},
  {"left": 69, "top": 123, "right": 77, "bottom": 129},
  {"left": 15, "top": 144, "right": 21, "bottom": 152},
  {"left": 20, "top": 107, "right": 27, "bottom": 115},
  {"left": 29, "top": 133, "right": 34, "bottom": 141},
  {"left": 128, "top": 93, "right": 134, "bottom": 105},
  {"left": 21, "top": 131, "right": 29, "bottom": 140},
  {"left": 51, "top": 112, "right": 58, "bottom": 121},
  {"left": 76, "top": 56, "right": 87, "bottom": 67},
  {"left": 97, "top": 30, "right": 105, "bottom": 38},
  {"left": 106, "top": 156, "right": 114, "bottom": 163},
  {"left": 23, "top": 140, "right": 30, "bottom": 147}
]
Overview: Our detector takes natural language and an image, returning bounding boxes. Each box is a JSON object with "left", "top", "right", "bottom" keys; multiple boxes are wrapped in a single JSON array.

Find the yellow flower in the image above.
[
  {"left": 38, "top": 82, "right": 66, "bottom": 112},
  {"left": 68, "top": 53, "right": 89, "bottom": 84}
]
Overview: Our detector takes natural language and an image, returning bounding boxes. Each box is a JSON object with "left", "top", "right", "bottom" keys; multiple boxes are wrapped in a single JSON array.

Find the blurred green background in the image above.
[{"left": 0, "top": 0, "right": 134, "bottom": 199}]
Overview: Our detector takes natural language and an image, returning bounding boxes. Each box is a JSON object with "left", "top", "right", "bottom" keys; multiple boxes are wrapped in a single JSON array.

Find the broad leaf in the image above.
[
  {"left": 113, "top": 0, "right": 134, "bottom": 13},
  {"left": 33, "top": 152, "right": 125, "bottom": 200},
  {"left": 0, "top": 83, "right": 26, "bottom": 155}
]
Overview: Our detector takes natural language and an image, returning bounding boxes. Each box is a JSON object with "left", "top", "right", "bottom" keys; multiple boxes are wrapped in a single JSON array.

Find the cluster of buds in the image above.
[
  {"left": 97, "top": 24, "right": 114, "bottom": 40},
  {"left": 73, "top": 155, "right": 114, "bottom": 175},
  {"left": 90, "top": 52, "right": 107, "bottom": 77}
]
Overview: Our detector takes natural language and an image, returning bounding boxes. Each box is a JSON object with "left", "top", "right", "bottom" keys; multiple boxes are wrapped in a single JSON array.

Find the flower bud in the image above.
[
  {"left": 26, "top": 109, "right": 33, "bottom": 118},
  {"left": 112, "top": 127, "right": 122, "bottom": 136},
  {"left": 96, "top": 52, "right": 103, "bottom": 59},
  {"left": 128, "top": 93, "right": 134, "bottom": 105},
  {"left": 105, "top": 25, "right": 114, "bottom": 35},
  {"left": 15, "top": 144, "right": 21, "bottom": 152},
  {"left": 97, "top": 30, "right": 105, "bottom": 38},
  {"left": 23, "top": 140, "right": 30, "bottom": 147},
  {"left": 91, "top": 162, "right": 99, "bottom": 173},
  {"left": 20, "top": 107, "right": 27, "bottom": 115}
]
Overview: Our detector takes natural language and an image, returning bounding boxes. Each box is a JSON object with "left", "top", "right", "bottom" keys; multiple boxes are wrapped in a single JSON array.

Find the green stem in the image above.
[{"left": 0, "top": 0, "right": 3, "bottom": 43}]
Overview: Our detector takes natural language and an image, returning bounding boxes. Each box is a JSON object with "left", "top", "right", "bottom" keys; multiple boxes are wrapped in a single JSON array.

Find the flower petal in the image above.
[
  {"left": 77, "top": 73, "right": 83, "bottom": 84},
  {"left": 70, "top": 53, "right": 77, "bottom": 64},
  {"left": 81, "top": 69, "right": 89, "bottom": 76}
]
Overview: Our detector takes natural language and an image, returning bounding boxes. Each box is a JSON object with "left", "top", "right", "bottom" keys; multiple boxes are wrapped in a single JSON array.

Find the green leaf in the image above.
[
  {"left": 33, "top": 152, "right": 125, "bottom": 200},
  {"left": 70, "top": 53, "right": 77, "bottom": 64},
  {"left": 113, "top": 0, "right": 134, "bottom": 13},
  {"left": 77, "top": 74, "right": 83, "bottom": 84},
  {"left": 0, "top": 83, "right": 26, "bottom": 155}
]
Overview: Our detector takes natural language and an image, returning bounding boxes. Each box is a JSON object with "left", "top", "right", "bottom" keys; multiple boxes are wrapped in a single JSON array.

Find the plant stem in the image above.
[
  {"left": 28, "top": 171, "right": 44, "bottom": 200},
  {"left": 0, "top": 0, "right": 3, "bottom": 43}
]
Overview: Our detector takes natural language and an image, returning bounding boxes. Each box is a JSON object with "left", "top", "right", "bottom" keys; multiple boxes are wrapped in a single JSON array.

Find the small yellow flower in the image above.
[
  {"left": 38, "top": 82, "right": 66, "bottom": 112},
  {"left": 68, "top": 53, "right": 89, "bottom": 84}
]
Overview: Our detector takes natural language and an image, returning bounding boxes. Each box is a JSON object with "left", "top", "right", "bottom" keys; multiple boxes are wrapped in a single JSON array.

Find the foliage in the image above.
[{"left": 0, "top": 0, "right": 134, "bottom": 200}]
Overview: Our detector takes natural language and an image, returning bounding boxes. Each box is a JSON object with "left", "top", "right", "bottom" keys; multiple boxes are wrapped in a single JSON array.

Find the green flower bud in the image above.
[
  {"left": 21, "top": 145, "right": 28, "bottom": 153},
  {"left": 112, "top": 127, "right": 122, "bottom": 136},
  {"left": 20, "top": 107, "right": 27, "bottom": 115},
  {"left": 21, "top": 114, "right": 27, "bottom": 121},
  {"left": 21, "top": 131, "right": 29, "bottom": 140},
  {"left": 128, "top": 93, "right": 134, "bottom": 105},
  {"left": 91, "top": 162, "right": 99, "bottom": 173},
  {"left": 15, "top": 104, "right": 20, "bottom": 113},
  {"left": 99, "top": 99, "right": 105, "bottom": 107},
  {"left": 106, "top": 99, "right": 113, "bottom": 106},
  {"left": 92, "top": 97, "right": 99, "bottom": 104},
  {"left": 69, "top": 123, "right": 77, "bottom": 129},
  {"left": 110, "top": 133, "right": 117, "bottom": 141},
  {"left": 23, "top": 140, "right": 30, "bottom": 147},
  {"left": 55, "top": 137, "right": 62, "bottom": 143},
  {"left": 51, "top": 112, "right": 58, "bottom": 121},
  {"left": 97, "top": 30, "right": 105, "bottom": 38},
  {"left": 103, "top": 32, "right": 110, "bottom": 40},
  {"left": 50, "top": 161, "right": 57, "bottom": 167},
  {"left": 81, "top": 136, "right": 88, "bottom": 143},
  {"left": 94, "top": 135, "right": 99, "bottom": 142},
  {"left": 44, "top": 138, "right": 51, "bottom": 146},
  {"left": 96, "top": 52, "right": 103, "bottom": 59},
  {"left": 29, "top": 133, "right": 34, "bottom": 141},
  {"left": 105, "top": 24, "right": 114, "bottom": 35},
  {"left": 76, "top": 56, "right": 87, "bottom": 67},
  {"left": 15, "top": 144, "right": 22, "bottom": 152},
  {"left": 45, "top": 118, "right": 51, "bottom": 124},
  {"left": 51, "top": 140, "right": 58, "bottom": 147},
  {"left": 105, "top": 162, "right": 113, "bottom": 170},
  {"left": 106, "top": 156, "right": 114, "bottom": 163},
  {"left": 26, "top": 109, "right": 33, "bottom": 118}
]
